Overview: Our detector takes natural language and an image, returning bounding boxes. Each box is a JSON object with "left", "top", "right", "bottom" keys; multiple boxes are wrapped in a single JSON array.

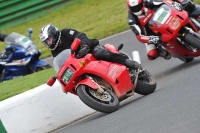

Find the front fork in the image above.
[
  {"left": 86, "top": 75, "right": 105, "bottom": 94},
  {"left": 132, "top": 68, "right": 143, "bottom": 88},
  {"left": 77, "top": 75, "right": 105, "bottom": 94}
]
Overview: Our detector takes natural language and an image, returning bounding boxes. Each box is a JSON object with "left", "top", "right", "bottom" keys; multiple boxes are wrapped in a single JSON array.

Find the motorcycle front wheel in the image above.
[
  {"left": 0, "top": 69, "right": 5, "bottom": 82},
  {"left": 77, "top": 84, "right": 119, "bottom": 113},
  {"left": 134, "top": 69, "right": 156, "bottom": 95}
]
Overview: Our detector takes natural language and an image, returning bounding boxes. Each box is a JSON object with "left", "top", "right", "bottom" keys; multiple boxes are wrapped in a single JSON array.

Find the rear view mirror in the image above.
[
  {"left": 47, "top": 76, "right": 56, "bottom": 86},
  {"left": 71, "top": 38, "right": 81, "bottom": 52}
]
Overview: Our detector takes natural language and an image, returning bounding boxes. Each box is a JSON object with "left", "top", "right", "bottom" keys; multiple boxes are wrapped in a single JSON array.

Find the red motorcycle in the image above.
[
  {"left": 148, "top": 0, "right": 200, "bottom": 62},
  {"left": 47, "top": 38, "right": 156, "bottom": 113}
]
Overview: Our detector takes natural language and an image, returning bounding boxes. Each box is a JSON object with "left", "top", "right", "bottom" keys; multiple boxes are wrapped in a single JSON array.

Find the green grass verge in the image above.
[
  {"left": 0, "top": 0, "right": 128, "bottom": 58},
  {"left": 0, "top": 0, "right": 128, "bottom": 102},
  {"left": 0, "top": 0, "right": 200, "bottom": 102},
  {"left": 0, "top": 68, "right": 55, "bottom": 101}
]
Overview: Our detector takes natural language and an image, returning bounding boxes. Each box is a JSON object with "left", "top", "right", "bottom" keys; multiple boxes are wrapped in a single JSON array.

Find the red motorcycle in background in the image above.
[
  {"left": 180, "top": 0, "right": 200, "bottom": 30},
  {"left": 47, "top": 38, "right": 156, "bottom": 113},
  {"left": 148, "top": 0, "right": 200, "bottom": 62}
]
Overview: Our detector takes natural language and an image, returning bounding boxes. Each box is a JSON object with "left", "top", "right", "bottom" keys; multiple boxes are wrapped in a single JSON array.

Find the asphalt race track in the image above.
[{"left": 47, "top": 30, "right": 200, "bottom": 133}]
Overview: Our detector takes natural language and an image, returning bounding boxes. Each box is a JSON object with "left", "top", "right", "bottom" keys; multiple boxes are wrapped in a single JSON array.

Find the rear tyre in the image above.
[
  {"left": 179, "top": 57, "right": 194, "bottom": 63},
  {"left": 76, "top": 77, "right": 119, "bottom": 113},
  {"left": 134, "top": 69, "right": 156, "bottom": 95},
  {"left": 35, "top": 67, "right": 45, "bottom": 72},
  {"left": 35, "top": 64, "right": 52, "bottom": 72}
]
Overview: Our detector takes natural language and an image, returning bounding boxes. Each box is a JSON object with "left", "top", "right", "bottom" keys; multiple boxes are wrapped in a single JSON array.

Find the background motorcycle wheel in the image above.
[
  {"left": 35, "top": 67, "right": 45, "bottom": 72},
  {"left": 134, "top": 69, "right": 156, "bottom": 95},
  {"left": 35, "top": 64, "right": 52, "bottom": 72},
  {"left": 0, "top": 69, "right": 5, "bottom": 82},
  {"left": 76, "top": 78, "right": 119, "bottom": 113}
]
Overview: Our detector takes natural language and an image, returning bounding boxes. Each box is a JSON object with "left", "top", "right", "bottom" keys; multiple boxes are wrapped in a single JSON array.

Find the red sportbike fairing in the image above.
[
  {"left": 47, "top": 38, "right": 156, "bottom": 113},
  {"left": 149, "top": 1, "right": 200, "bottom": 62}
]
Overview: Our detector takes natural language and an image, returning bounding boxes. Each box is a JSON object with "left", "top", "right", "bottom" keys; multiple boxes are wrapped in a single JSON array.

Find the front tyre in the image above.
[
  {"left": 0, "top": 69, "right": 4, "bottom": 82},
  {"left": 77, "top": 85, "right": 119, "bottom": 113},
  {"left": 134, "top": 69, "right": 156, "bottom": 95}
]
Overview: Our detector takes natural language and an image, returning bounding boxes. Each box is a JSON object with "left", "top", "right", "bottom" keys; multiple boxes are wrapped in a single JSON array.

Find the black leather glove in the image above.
[
  {"left": 171, "top": 1, "right": 183, "bottom": 11},
  {"left": 125, "top": 60, "right": 141, "bottom": 70},
  {"left": 148, "top": 35, "right": 160, "bottom": 44},
  {"left": 77, "top": 45, "right": 90, "bottom": 58},
  {"left": 132, "top": 61, "right": 141, "bottom": 70}
]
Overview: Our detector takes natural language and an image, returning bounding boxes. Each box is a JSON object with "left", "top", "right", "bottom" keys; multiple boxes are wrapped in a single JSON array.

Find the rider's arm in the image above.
[
  {"left": 51, "top": 50, "right": 60, "bottom": 57},
  {"left": 0, "top": 33, "right": 8, "bottom": 42},
  {"left": 130, "top": 23, "right": 160, "bottom": 44},
  {"left": 62, "top": 28, "right": 91, "bottom": 49},
  {"left": 75, "top": 32, "right": 91, "bottom": 48},
  {"left": 128, "top": 10, "right": 150, "bottom": 43}
]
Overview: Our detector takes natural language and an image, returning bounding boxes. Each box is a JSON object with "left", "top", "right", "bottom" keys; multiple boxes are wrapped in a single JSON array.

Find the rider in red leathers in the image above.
[{"left": 127, "top": 0, "right": 199, "bottom": 60}]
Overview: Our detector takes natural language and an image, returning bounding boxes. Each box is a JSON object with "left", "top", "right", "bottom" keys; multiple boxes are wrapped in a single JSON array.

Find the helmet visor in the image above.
[
  {"left": 43, "top": 37, "right": 54, "bottom": 48},
  {"left": 42, "top": 41, "right": 50, "bottom": 48}
]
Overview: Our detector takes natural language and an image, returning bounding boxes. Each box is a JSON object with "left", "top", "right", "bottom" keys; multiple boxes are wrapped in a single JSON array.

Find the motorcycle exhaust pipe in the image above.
[
  {"left": 184, "top": 32, "right": 200, "bottom": 49},
  {"left": 132, "top": 51, "right": 141, "bottom": 64},
  {"left": 187, "top": 28, "right": 200, "bottom": 40},
  {"left": 190, "top": 17, "right": 200, "bottom": 32}
]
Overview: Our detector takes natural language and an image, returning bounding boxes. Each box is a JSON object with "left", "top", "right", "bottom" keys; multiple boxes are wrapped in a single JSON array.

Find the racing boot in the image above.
[
  {"left": 145, "top": 43, "right": 159, "bottom": 60},
  {"left": 125, "top": 59, "right": 141, "bottom": 70},
  {"left": 157, "top": 46, "right": 171, "bottom": 60}
]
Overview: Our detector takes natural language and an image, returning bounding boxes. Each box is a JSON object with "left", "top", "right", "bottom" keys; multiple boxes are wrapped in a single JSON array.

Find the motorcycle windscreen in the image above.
[
  {"left": 148, "top": 4, "right": 171, "bottom": 28},
  {"left": 53, "top": 49, "right": 71, "bottom": 74},
  {"left": 4, "top": 32, "right": 34, "bottom": 49}
]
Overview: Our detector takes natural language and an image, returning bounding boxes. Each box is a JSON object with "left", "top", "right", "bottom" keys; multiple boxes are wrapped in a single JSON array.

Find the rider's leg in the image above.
[
  {"left": 145, "top": 43, "right": 159, "bottom": 60},
  {"left": 145, "top": 43, "right": 171, "bottom": 60},
  {"left": 93, "top": 44, "right": 140, "bottom": 70}
]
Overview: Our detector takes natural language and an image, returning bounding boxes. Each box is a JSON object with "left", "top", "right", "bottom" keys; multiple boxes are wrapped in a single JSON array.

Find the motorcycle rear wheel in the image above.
[
  {"left": 77, "top": 82, "right": 119, "bottom": 113},
  {"left": 35, "top": 64, "right": 52, "bottom": 72},
  {"left": 35, "top": 67, "right": 45, "bottom": 72},
  {"left": 134, "top": 69, "right": 156, "bottom": 95},
  {"left": 178, "top": 57, "right": 194, "bottom": 63}
]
